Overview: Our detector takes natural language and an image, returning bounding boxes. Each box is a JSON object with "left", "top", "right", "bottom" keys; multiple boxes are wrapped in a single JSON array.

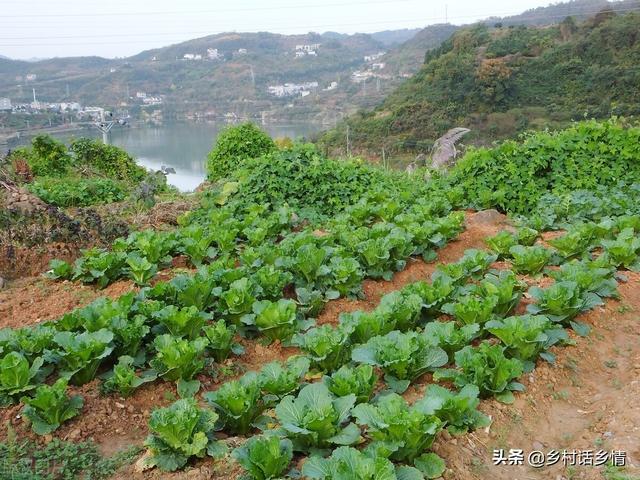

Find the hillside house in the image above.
[
  {"left": 207, "top": 48, "right": 222, "bottom": 60},
  {"left": 0, "top": 98, "right": 11, "bottom": 111}
]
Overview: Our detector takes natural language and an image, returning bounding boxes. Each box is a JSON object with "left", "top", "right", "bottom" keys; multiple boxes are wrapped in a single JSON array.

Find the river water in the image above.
[{"left": 14, "top": 121, "right": 323, "bottom": 191}]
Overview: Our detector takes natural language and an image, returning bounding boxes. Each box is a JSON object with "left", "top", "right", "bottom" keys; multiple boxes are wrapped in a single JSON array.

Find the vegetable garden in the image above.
[{"left": 1, "top": 120, "right": 640, "bottom": 479}]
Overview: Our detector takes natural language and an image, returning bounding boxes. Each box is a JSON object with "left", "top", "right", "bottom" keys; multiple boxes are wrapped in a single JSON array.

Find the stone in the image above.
[
  {"left": 0, "top": 277, "right": 5, "bottom": 289},
  {"left": 533, "top": 441, "right": 544, "bottom": 450},
  {"left": 467, "top": 209, "right": 511, "bottom": 227}
]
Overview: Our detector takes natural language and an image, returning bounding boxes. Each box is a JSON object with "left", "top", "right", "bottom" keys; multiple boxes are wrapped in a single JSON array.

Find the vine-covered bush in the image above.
[
  {"left": 70, "top": 138, "right": 146, "bottom": 184},
  {"left": 207, "top": 123, "right": 276, "bottom": 181},
  {"left": 449, "top": 119, "right": 640, "bottom": 214}
]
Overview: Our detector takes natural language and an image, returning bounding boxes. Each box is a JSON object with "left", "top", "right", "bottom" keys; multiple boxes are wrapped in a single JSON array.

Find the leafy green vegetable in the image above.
[
  {"left": 509, "top": 245, "right": 552, "bottom": 274},
  {"left": 202, "top": 320, "right": 241, "bottom": 363},
  {"left": 548, "top": 260, "right": 619, "bottom": 299},
  {"left": 258, "top": 356, "right": 310, "bottom": 398},
  {"left": 434, "top": 342, "right": 524, "bottom": 403},
  {"left": 153, "top": 305, "right": 210, "bottom": 340},
  {"left": 46, "top": 259, "right": 73, "bottom": 280},
  {"left": 249, "top": 299, "right": 298, "bottom": 341},
  {"left": 526, "top": 281, "right": 603, "bottom": 327},
  {"left": 21, "top": 378, "right": 84, "bottom": 435},
  {"left": 423, "top": 321, "right": 480, "bottom": 362},
  {"left": 52, "top": 329, "right": 114, "bottom": 385},
  {"left": 101, "top": 355, "right": 157, "bottom": 397},
  {"left": 144, "top": 398, "right": 226, "bottom": 472},
  {"left": 479, "top": 270, "right": 527, "bottom": 317},
  {"left": 489, "top": 317, "right": 566, "bottom": 373},
  {"left": 204, "top": 373, "right": 265, "bottom": 435},
  {"left": 150, "top": 335, "right": 208, "bottom": 382},
  {"left": 415, "top": 384, "right": 490, "bottom": 435},
  {"left": 303, "top": 446, "right": 424, "bottom": 480},
  {"left": 232, "top": 434, "right": 293, "bottom": 480},
  {"left": 352, "top": 331, "right": 448, "bottom": 393},
  {"left": 353, "top": 392, "right": 442, "bottom": 462},
  {"left": 547, "top": 227, "right": 594, "bottom": 259},
  {"left": 0, "top": 352, "right": 46, "bottom": 406},
  {"left": 484, "top": 231, "right": 517, "bottom": 258},
  {"left": 291, "top": 325, "right": 352, "bottom": 372},
  {"left": 274, "top": 383, "right": 360, "bottom": 451},
  {"left": 516, "top": 227, "right": 539, "bottom": 246},
  {"left": 324, "top": 364, "right": 378, "bottom": 404},
  {"left": 125, "top": 253, "right": 158, "bottom": 286},
  {"left": 441, "top": 294, "right": 498, "bottom": 326},
  {"left": 600, "top": 228, "right": 640, "bottom": 270},
  {"left": 221, "top": 277, "right": 257, "bottom": 324}
]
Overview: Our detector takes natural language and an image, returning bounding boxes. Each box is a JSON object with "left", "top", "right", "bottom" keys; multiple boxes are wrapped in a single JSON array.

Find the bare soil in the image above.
[{"left": 1, "top": 210, "right": 638, "bottom": 480}]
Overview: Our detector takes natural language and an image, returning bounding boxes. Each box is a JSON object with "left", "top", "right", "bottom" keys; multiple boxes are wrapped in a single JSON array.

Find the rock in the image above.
[
  {"left": 115, "top": 402, "right": 125, "bottom": 409},
  {"left": 187, "top": 469, "right": 201, "bottom": 477},
  {"left": 68, "top": 428, "right": 82, "bottom": 440},
  {"left": 533, "top": 441, "right": 544, "bottom": 450},
  {"left": 467, "top": 209, "right": 511, "bottom": 227},
  {"left": 0, "top": 277, "right": 5, "bottom": 289}
]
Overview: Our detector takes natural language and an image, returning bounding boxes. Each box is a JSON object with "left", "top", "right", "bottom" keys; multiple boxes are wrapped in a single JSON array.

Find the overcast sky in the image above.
[{"left": 1, "top": 0, "right": 563, "bottom": 59}]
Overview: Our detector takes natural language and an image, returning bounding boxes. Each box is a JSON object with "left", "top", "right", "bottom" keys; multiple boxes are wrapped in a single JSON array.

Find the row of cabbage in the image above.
[
  {"left": 135, "top": 225, "right": 631, "bottom": 479},
  {"left": 5, "top": 217, "right": 638, "bottom": 478},
  {"left": 48, "top": 192, "right": 458, "bottom": 289}
]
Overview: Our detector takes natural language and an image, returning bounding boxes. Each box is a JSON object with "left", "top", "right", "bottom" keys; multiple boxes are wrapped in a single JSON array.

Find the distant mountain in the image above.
[
  {"left": 318, "top": 10, "right": 640, "bottom": 156},
  {"left": 370, "top": 29, "right": 423, "bottom": 47}
]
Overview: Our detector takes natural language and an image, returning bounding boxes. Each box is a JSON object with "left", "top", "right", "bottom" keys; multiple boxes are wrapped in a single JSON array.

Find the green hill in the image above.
[{"left": 318, "top": 8, "right": 640, "bottom": 156}]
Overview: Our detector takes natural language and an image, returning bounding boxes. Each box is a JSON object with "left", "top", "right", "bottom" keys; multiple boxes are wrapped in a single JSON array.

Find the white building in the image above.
[
  {"left": 296, "top": 44, "right": 321, "bottom": 52},
  {"left": 371, "top": 62, "right": 386, "bottom": 71},
  {"left": 183, "top": 53, "right": 197, "bottom": 60},
  {"left": 364, "top": 52, "right": 386, "bottom": 62},
  {"left": 136, "top": 92, "right": 147, "bottom": 99},
  {"left": 268, "top": 82, "right": 318, "bottom": 98},
  {"left": 351, "top": 70, "right": 374, "bottom": 83},
  {"left": 26, "top": 74, "right": 37, "bottom": 82},
  {"left": 324, "top": 81, "right": 338, "bottom": 91},
  {"left": 237, "top": 48, "right": 248, "bottom": 55},
  {"left": 207, "top": 48, "right": 222, "bottom": 60},
  {"left": 0, "top": 98, "right": 11, "bottom": 111},
  {"left": 142, "top": 96, "right": 163, "bottom": 106}
]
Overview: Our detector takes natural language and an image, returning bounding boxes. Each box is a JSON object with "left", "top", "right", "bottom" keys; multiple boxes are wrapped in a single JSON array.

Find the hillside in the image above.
[
  {"left": 0, "top": 31, "right": 397, "bottom": 124},
  {"left": 318, "top": 9, "right": 640, "bottom": 157}
]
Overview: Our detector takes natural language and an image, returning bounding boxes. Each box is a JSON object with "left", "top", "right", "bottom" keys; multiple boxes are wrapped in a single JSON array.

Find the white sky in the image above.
[{"left": 1, "top": 0, "right": 566, "bottom": 59}]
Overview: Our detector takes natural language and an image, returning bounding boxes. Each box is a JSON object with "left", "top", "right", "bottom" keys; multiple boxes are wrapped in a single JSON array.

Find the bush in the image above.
[
  {"left": 449, "top": 119, "right": 640, "bottom": 214},
  {"left": 28, "top": 177, "right": 126, "bottom": 207},
  {"left": 70, "top": 138, "right": 146, "bottom": 184},
  {"left": 17, "top": 135, "right": 72, "bottom": 177},
  {"left": 206, "top": 123, "right": 276, "bottom": 181},
  {"left": 225, "top": 143, "right": 398, "bottom": 217}
]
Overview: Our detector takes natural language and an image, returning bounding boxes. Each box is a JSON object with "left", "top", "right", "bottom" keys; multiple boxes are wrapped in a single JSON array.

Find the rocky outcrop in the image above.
[{"left": 4, "top": 187, "right": 48, "bottom": 214}]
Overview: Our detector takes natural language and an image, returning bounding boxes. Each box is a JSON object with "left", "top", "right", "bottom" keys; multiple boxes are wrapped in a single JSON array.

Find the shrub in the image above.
[
  {"left": 206, "top": 123, "right": 276, "bottom": 181},
  {"left": 28, "top": 177, "right": 126, "bottom": 207},
  {"left": 70, "top": 138, "right": 146, "bottom": 183}
]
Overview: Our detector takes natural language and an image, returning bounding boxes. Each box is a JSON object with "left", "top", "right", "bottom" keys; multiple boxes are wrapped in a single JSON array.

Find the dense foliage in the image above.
[
  {"left": 206, "top": 123, "right": 276, "bottom": 181},
  {"left": 320, "top": 12, "right": 640, "bottom": 155},
  {"left": 449, "top": 119, "right": 640, "bottom": 214},
  {"left": 7, "top": 134, "right": 154, "bottom": 208}
]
